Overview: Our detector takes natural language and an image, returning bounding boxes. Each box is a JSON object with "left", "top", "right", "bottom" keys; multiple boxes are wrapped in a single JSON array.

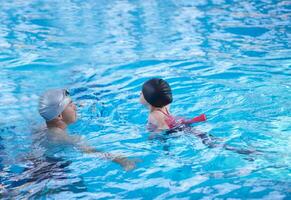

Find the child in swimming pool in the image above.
[
  {"left": 140, "top": 78, "right": 206, "bottom": 133},
  {"left": 140, "top": 78, "right": 176, "bottom": 132},
  {"left": 139, "top": 78, "right": 257, "bottom": 154}
]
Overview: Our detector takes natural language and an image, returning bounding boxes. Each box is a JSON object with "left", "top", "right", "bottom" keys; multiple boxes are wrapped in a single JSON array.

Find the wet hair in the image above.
[{"left": 142, "top": 78, "right": 173, "bottom": 107}]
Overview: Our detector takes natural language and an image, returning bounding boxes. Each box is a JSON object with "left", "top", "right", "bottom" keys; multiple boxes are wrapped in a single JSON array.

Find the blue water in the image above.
[{"left": 0, "top": 0, "right": 290, "bottom": 199}]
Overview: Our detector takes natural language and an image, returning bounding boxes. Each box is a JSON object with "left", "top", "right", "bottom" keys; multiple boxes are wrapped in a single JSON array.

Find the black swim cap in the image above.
[{"left": 142, "top": 78, "right": 173, "bottom": 107}]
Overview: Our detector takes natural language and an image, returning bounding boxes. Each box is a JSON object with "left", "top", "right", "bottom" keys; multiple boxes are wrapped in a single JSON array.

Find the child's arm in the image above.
[
  {"left": 78, "top": 144, "right": 138, "bottom": 171},
  {"left": 62, "top": 134, "right": 139, "bottom": 171}
]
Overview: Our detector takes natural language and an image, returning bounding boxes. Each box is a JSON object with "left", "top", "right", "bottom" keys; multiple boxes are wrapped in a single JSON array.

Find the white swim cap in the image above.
[{"left": 38, "top": 89, "right": 71, "bottom": 121}]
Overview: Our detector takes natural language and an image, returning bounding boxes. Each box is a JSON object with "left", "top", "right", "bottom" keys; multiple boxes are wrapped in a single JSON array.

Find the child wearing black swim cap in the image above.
[
  {"left": 140, "top": 78, "right": 206, "bottom": 132},
  {"left": 139, "top": 79, "right": 259, "bottom": 155},
  {"left": 140, "top": 78, "right": 176, "bottom": 131}
]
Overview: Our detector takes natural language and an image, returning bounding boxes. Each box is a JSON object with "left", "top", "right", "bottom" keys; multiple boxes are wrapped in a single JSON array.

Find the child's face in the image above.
[{"left": 139, "top": 92, "right": 149, "bottom": 107}]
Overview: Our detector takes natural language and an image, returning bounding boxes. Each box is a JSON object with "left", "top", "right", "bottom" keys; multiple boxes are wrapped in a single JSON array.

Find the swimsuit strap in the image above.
[
  {"left": 155, "top": 108, "right": 171, "bottom": 117},
  {"left": 151, "top": 107, "right": 177, "bottom": 129}
]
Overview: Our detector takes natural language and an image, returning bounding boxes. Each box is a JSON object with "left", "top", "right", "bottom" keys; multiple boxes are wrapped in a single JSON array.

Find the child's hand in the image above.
[{"left": 114, "top": 157, "right": 141, "bottom": 171}]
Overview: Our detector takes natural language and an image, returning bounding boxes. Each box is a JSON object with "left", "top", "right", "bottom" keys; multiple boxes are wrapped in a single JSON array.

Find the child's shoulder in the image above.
[
  {"left": 150, "top": 110, "right": 165, "bottom": 120},
  {"left": 148, "top": 110, "right": 168, "bottom": 129}
]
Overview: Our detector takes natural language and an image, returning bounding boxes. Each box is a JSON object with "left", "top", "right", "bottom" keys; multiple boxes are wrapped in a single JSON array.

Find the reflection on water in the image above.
[
  {"left": 0, "top": 0, "right": 290, "bottom": 199},
  {"left": 0, "top": 126, "right": 87, "bottom": 199}
]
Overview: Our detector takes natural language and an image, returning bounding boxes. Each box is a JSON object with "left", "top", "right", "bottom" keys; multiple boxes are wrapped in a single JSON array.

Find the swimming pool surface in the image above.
[{"left": 0, "top": 0, "right": 290, "bottom": 199}]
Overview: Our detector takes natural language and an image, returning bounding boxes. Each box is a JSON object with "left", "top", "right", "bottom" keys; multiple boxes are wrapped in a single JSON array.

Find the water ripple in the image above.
[{"left": 0, "top": 0, "right": 290, "bottom": 199}]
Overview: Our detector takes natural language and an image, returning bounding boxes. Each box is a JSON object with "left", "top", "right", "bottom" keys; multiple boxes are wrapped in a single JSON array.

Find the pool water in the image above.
[{"left": 0, "top": 0, "right": 290, "bottom": 199}]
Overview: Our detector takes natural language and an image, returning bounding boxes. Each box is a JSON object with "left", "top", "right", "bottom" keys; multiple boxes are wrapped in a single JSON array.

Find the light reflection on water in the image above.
[{"left": 0, "top": 0, "right": 290, "bottom": 199}]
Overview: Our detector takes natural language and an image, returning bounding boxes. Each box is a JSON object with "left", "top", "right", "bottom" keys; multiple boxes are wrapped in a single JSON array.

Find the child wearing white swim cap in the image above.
[
  {"left": 38, "top": 89, "right": 140, "bottom": 171},
  {"left": 39, "top": 89, "right": 76, "bottom": 123}
]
